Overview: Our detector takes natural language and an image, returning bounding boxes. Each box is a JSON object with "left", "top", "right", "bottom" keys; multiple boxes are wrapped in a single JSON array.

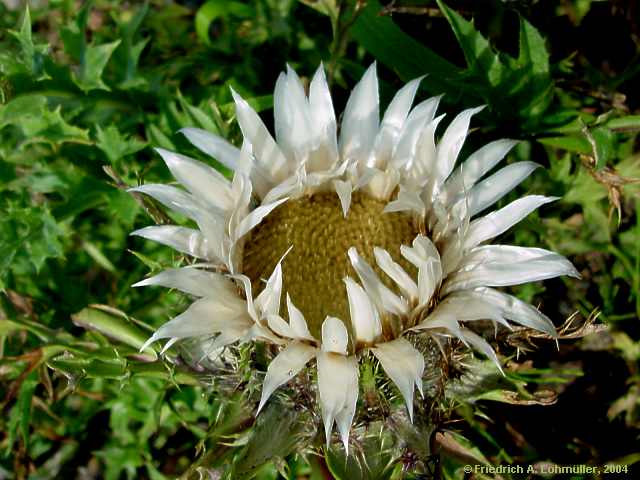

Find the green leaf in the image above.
[
  {"left": 220, "top": 94, "right": 273, "bottom": 118},
  {"left": 81, "top": 240, "right": 117, "bottom": 273},
  {"left": 436, "top": 0, "right": 505, "bottom": 87},
  {"left": 518, "top": 16, "right": 550, "bottom": 76},
  {"left": 112, "top": 2, "right": 150, "bottom": 89},
  {"left": 0, "top": 94, "right": 47, "bottom": 128},
  {"left": 195, "top": 0, "right": 229, "bottom": 47},
  {"left": 127, "top": 249, "right": 165, "bottom": 272},
  {"left": 606, "top": 115, "right": 640, "bottom": 131},
  {"left": 590, "top": 126, "right": 616, "bottom": 169},
  {"left": 349, "top": 0, "right": 462, "bottom": 92},
  {"left": 60, "top": 1, "right": 94, "bottom": 60},
  {"left": 5, "top": 370, "right": 38, "bottom": 455},
  {"left": 177, "top": 92, "right": 221, "bottom": 134},
  {"left": 95, "top": 444, "right": 144, "bottom": 480},
  {"left": 0, "top": 205, "right": 65, "bottom": 289},
  {"left": 0, "top": 95, "right": 90, "bottom": 146},
  {"left": 195, "top": 0, "right": 253, "bottom": 47},
  {"left": 514, "top": 16, "right": 553, "bottom": 118},
  {"left": 96, "top": 124, "right": 147, "bottom": 165},
  {"left": 145, "top": 124, "right": 176, "bottom": 151},
  {"left": 299, "top": 0, "right": 339, "bottom": 27},
  {"left": 231, "top": 402, "right": 305, "bottom": 478},
  {"left": 325, "top": 434, "right": 397, "bottom": 480},
  {"left": 538, "top": 135, "right": 591, "bottom": 154},
  {"left": 8, "top": 6, "right": 50, "bottom": 80},
  {"left": 73, "top": 40, "right": 121, "bottom": 92},
  {"left": 71, "top": 306, "right": 157, "bottom": 360},
  {"left": 21, "top": 106, "right": 90, "bottom": 146},
  {"left": 435, "top": 1, "right": 554, "bottom": 129}
]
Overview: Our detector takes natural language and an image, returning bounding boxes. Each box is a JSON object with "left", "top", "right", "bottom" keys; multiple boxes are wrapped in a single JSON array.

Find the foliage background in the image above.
[{"left": 0, "top": 0, "right": 639, "bottom": 478}]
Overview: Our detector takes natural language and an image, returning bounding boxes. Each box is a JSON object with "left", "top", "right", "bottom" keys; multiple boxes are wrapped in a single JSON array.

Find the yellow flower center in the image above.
[{"left": 242, "top": 192, "right": 418, "bottom": 337}]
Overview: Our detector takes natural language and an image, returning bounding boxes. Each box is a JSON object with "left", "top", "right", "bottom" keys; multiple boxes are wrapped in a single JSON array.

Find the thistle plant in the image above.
[
  {"left": 4, "top": 1, "right": 639, "bottom": 478},
  {"left": 131, "top": 63, "right": 579, "bottom": 468}
]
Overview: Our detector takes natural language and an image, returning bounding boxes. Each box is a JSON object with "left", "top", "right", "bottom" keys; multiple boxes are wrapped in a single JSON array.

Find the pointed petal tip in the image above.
[
  {"left": 256, "top": 396, "right": 268, "bottom": 416},
  {"left": 159, "top": 338, "right": 177, "bottom": 355},
  {"left": 139, "top": 334, "right": 158, "bottom": 353},
  {"left": 341, "top": 434, "right": 350, "bottom": 455},
  {"left": 153, "top": 146, "right": 170, "bottom": 157},
  {"left": 130, "top": 227, "right": 150, "bottom": 238},
  {"left": 229, "top": 86, "right": 244, "bottom": 105},
  {"left": 131, "top": 279, "right": 147, "bottom": 288},
  {"left": 472, "top": 104, "right": 487, "bottom": 114}
]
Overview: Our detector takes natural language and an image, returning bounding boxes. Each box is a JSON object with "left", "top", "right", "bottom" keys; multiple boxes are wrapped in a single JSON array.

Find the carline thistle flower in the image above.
[{"left": 132, "top": 63, "right": 579, "bottom": 452}]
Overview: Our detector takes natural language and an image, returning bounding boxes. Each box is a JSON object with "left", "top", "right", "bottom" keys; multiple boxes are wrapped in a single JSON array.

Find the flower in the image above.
[{"left": 132, "top": 63, "right": 579, "bottom": 452}]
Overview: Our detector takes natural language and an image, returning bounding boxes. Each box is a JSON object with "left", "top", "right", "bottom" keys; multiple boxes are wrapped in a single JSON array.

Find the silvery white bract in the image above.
[{"left": 131, "top": 63, "right": 579, "bottom": 453}]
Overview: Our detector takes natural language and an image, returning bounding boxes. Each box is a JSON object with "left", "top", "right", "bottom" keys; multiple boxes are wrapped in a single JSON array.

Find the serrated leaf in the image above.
[
  {"left": 0, "top": 94, "right": 47, "bottom": 128},
  {"left": 112, "top": 2, "right": 150, "bottom": 89},
  {"left": 0, "top": 205, "right": 65, "bottom": 288},
  {"left": 95, "top": 444, "right": 144, "bottom": 480},
  {"left": 60, "top": 0, "right": 94, "bottom": 60},
  {"left": 349, "top": 0, "right": 462, "bottom": 92},
  {"left": 73, "top": 40, "right": 121, "bottom": 92},
  {"left": 513, "top": 18, "right": 553, "bottom": 119},
  {"left": 96, "top": 124, "right": 147, "bottom": 165},
  {"left": 0, "top": 95, "right": 90, "bottom": 146},
  {"left": 436, "top": 0, "right": 505, "bottom": 87},
  {"left": 8, "top": 6, "right": 50, "bottom": 80},
  {"left": 21, "top": 106, "right": 90, "bottom": 146},
  {"left": 518, "top": 16, "right": 550, "bottom": 76},
  {"left": 435, "top": 1, "right": 554, "bottom": 129}
]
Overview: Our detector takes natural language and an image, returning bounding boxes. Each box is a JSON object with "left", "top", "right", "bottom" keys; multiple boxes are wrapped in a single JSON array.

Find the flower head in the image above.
[{"left": 132, "top": 63, "right": 579, "bottom": 452}]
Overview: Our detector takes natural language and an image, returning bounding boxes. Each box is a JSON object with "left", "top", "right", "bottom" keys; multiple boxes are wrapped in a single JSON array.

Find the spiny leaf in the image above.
[
  {"left": 8, "top": 6, "right": 50, "bottom": 80},
  {"left": 96, "top": 124, "right": 147, "bottom": 165},
  {"left": 436, "top": 0, "right": 505, "bottom": 87},
  {"left": 59, "top": 0, "right": 94, "bottom": 61},
  {"left": 112, "top": 2, "right": 150, "bottom": 89},
  {"left": 73, "top": 40, "right": 121, "bottom": 92},
  {"left": 0, "top": 95, "right": 90, "bottom": 146},
  {"left": 349, "top": 0, "right": 463, "bottom": 93},
  {"left": 517, "top": 16, "right": 550, "bottom": 76},
  {"left": 435, "top": 0, "right": 555, "bottom": 129},
  {"left": 0, "top": 205, "right": 65, "bottom": 289}
]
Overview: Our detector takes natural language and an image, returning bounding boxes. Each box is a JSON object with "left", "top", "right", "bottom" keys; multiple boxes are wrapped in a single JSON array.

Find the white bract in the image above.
[{"left": 132, "top": 64, "right": 579, "bottom": 453}]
